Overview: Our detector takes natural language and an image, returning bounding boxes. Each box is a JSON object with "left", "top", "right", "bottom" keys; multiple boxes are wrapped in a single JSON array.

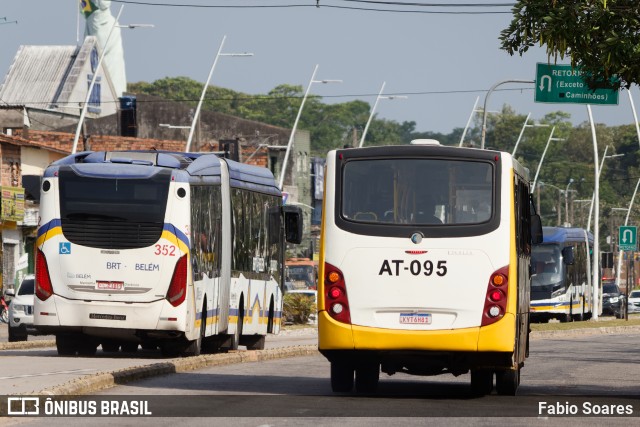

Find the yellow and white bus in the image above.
[
  {"left": 318, "top": 141, "right": 542, "bottom": 396},
  {"left": 35, "top": 150, "right": 302, "bottom": 357}
]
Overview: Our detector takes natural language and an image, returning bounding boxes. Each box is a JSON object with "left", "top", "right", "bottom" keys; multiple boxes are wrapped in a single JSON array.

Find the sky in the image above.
[{"left": 1, "top": 0, "right": 640, "bottom": 137}]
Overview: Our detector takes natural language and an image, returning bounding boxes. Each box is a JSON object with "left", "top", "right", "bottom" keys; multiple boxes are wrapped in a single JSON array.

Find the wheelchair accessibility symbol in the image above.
[{"left": 59, "top": 242, "right": 71, "bottom": 255}]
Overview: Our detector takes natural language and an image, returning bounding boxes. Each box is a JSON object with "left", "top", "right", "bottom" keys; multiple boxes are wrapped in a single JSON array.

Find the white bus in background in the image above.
[
  {"left": 530, "top": 227, "right": 594, "bottom": 322},
  {"left": 318, "top": 141, "right": 542, "bottom": 396},
  {"left": 35, "top": 150, "right": 302, "bottom": 357}
]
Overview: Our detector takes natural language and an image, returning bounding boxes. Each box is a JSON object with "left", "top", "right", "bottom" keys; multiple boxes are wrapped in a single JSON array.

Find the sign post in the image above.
[{"left": 535, "top": 63, "right": 619, "bottom": 105}]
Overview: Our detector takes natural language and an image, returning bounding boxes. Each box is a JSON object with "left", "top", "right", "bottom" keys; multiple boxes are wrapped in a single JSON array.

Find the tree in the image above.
[{"left": 499, "top": 1, "right": 640, "bottom": 90}]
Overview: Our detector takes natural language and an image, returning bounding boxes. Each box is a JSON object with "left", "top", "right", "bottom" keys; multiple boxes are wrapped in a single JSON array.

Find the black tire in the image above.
[
  {"left": 470, "top": 369, "right": 494, "bottom": 396},
  {"left": 0, "top": 308, "right": 8, "bottom": 324},
  {"left": 77, "top": 339, "right": 98, "bottom": 357},
  {"left": 8, "top": 326, "right": 27, "bottom": 342},
  {"left": 331, "top": 361, "right": 355, "bottom": 392},
  {"left": 245, "top": 335, "right": 266, "bottom": 351},
  {"left": 355, "top": 362, "right": 379, "bottom": 393},
  {"left": 121, "top": 342, "right": 139, "bottom": 353},
  {"left": 160, "top": 344, "right": 181, "bottom": 358},
  {"left": 230, "top": 299, "right": 244, "bottom": 351},
  {"left": 101, "top": 339, "right": 120, "bottom": 353},
  {"left": 183, "top": 303, "right": 206, "bottom": 357},
  {"left": 496, "top": 368, "right": 520, "bottom": 396},
  {"left": 56, "top": 334, "right": 78, "bottom": 356}
]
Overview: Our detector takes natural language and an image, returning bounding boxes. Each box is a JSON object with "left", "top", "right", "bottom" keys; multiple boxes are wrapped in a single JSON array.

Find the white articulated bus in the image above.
[
  {"left": 318, "top": 141, "right": 542, "bottom": 396},
  {"left": 35, "top": 150, "right": 302, "bottom": 357},
  {"left": 530, "top": 227, "right": 594, "bottom": 322}
]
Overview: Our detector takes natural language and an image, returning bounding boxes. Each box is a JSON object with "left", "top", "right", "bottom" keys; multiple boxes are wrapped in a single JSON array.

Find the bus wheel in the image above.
[
  {"left": 56, "top": 334, "right": 78, "bottom": 356},
  {"left": 231, "top": 300, "right": 244, "bottom": 351},
  {"left": 355, "top": 362, "right": 379, "bottom": 393},
  {"left": 183, "top": 303, "right": 206, "bottom": 357},
  {"left": 470, "top": 369, "right": 494, "bottom": 396},
  {"left": 121, "top": 342, "right": 139, "bottom": 353},
  {"left": 245, "top": 335, "right": 266, "bottom": 351},
  {"left": 101, "top": 339, "right": 120, "bottom": 353},
  {"left": 77, "top": 339, "right": 98, "bottom": 357},
  {"left": 331, "top": 361, "right": 355, "bottom": 392},
  {"left": 496, "top": 367, "right": 520, "bottom": 396}
]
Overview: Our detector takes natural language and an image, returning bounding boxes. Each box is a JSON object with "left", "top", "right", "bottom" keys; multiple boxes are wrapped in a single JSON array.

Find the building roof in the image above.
[{"left": 0, "top": 37, "right": 115, "bottom": 114}]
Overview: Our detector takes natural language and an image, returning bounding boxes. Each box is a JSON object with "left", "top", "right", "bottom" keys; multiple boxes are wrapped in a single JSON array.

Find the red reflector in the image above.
[
  {"left": 405, "top": 250, "right": 427, "bottom": 255},
  {"left": 167, "top": 317, "right": 178, "bottom": 321}
]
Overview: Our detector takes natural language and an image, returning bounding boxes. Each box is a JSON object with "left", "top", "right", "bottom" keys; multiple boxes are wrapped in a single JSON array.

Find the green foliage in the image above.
[
  {"left": 500, "top": 1, "right": 640, "bottom": 89},
  {"left": 283, "top": 293, "right": 316, "bottom": 325}
]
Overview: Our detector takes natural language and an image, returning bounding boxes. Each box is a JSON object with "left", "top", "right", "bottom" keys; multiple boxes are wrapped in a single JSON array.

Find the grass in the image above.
[{"left": 530, "top": 313, "right": 640, "bottom": 331}]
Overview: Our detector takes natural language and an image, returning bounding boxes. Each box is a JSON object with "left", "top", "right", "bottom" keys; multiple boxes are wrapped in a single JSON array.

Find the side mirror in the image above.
[
  {"left": 562, "top": 246, "right": 575, "bottom": 265},
  {"left": 283, "top": 205, "right": 303, "bottom": 244},
  {"left": 531, "top": 214, "right": 543, "bottom": 244}
]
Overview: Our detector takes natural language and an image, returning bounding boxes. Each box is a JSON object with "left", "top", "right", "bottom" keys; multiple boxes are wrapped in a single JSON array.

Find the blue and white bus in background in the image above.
[
  {"left": 34, "top": 150, "right": 302, "bottom": 356},
  {"left": 530, "top": 227, "right": 594, "bottom": 322}
]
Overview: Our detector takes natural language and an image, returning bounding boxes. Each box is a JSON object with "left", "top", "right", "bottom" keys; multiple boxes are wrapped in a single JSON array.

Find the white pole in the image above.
[
  {"left": 587, "top": 105, "right": 600, "bottom": 321},
  {"left": 511, "top": 112, "right": 531, "bottom": 156},
  {"left": 615, "top": 177, "right": 640, "bottom": 291},
  {"left": 531, "top": 126, "right": 556, "bottom": 192},
  {"left": 480, "top": 79, "right": 534, "bottom": 149},
  {"left": 71, "top": 5, "right": 124, "bottom": 154},
  {"left": 278, "top": 64, "right": 319, "bottom": 190},
  {"left": 459, "top": 96, "right": 479, "bottom": 147},
  {"left": 628, "top": 88, "right": 640, "bottom": 150},
  {"left": 587, "top": 145, "right": 609, "bottom": 232},
  {"left": 184, "top": 36, "right": 253, "bottom": 152},
  {"left": 359, "top": 81, "right": 385, "bottom": 148},
  {"left": 186, "top": 35, "right": 226, "bottom": 152}
]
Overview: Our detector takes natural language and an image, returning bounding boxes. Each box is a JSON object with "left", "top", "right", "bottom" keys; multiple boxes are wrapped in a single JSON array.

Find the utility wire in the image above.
[{"left": 111, "top": 0, "right": 515, "bottom": 14}]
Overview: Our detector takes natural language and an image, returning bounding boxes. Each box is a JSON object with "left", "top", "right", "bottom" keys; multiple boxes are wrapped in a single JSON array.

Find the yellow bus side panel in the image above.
[
  {"left": 477, "top": 312, "right": 516, "bottom": 352},
  {"left": 318, "top": 311, "right": 355, "bottom": 349},
  {"left": 319, "top": 311, "right": 516, "bottom": 352}
]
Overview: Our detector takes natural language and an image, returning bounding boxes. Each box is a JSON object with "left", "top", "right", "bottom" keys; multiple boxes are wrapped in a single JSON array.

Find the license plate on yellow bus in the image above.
[{"left": 399, "top": 313, "right": 432, "bottom": 324}]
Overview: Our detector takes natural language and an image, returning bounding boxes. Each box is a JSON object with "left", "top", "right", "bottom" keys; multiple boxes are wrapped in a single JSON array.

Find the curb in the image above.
[
  {"left": 35, "top": 345, "right": 318, "bottom": 396},
  {"left": 0, "top": 339, "right": 56, "bottom": 351},
  {"left": 530, "top": 324, "right": 640, "bottom": 339}
]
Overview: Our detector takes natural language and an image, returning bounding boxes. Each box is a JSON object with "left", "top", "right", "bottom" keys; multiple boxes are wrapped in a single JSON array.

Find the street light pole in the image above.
[
  {"left": 185, "top": 35, "right": 253, "bottom": 152},
  {"left": 480, "top": 79, "right": 535, "bottom": 149},
  {"left": 358, "top": 82, "right": 407, "bottom": 148},
  {"left": 587, "top": 146, "right": 624, "bottom": 231},
  {"left": 615, "top": 178, "right": 640, "bottom": 291},
  {"left": 72, "top": 5, "right": 124, "bottom": 154},
  {"left": 278, "top": 65, "right": 341, "bottom": 190},
  {"left": 565, "top": 178, "right": 574, "bottom": 226},
  {"left": 512, "top": 114, "right": 549, "bottom": 156},
  {"left": 531, "top": 126, "right": 564, "bottom": 192}
]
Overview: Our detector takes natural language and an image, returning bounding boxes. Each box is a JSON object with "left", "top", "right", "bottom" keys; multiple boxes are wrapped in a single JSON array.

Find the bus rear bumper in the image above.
[
  {"left": 318, "top": 310, "right": 516, "bottom": 353},
  {"left": 34, "top": 294, "right": 187, "bottom": 336}
]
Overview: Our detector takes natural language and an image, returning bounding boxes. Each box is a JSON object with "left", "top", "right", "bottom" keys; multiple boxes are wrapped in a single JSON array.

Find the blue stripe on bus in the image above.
[
  {"left": 37, "top": 218, "right": 62, "bottom": 238},
  {"left": 163, "top": 223, "right": 190, "bottom": 248}
]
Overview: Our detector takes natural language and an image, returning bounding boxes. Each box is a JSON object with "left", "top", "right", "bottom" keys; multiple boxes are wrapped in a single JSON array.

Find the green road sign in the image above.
[
  {"left": 535, "top": 63, "right": 619, "bottom": 106},
  {"left": 619, "top": 226, "right": 637, "bottom": 252}
]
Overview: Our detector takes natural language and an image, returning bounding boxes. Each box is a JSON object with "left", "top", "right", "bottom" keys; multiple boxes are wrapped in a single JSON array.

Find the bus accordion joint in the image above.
[
  {"left": 324, "top": 262, "right": 351, "bottom": 324},
  {"left": 481, "top": 265, "right": 509, "bottom": 327}
]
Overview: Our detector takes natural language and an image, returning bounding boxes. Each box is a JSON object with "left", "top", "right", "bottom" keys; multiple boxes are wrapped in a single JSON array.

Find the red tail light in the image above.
[
  {"left": 481, "top": 265, "right": 509, "bottom": 327},
  {"left": 36, "top": 249, "right": 54, "bottom": 301},
  {"left": 324, "top": 262, "right": 351, "bottom": 324},
  {"left": 166, "top": 254, "right": 188, "bottom": 307}
]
